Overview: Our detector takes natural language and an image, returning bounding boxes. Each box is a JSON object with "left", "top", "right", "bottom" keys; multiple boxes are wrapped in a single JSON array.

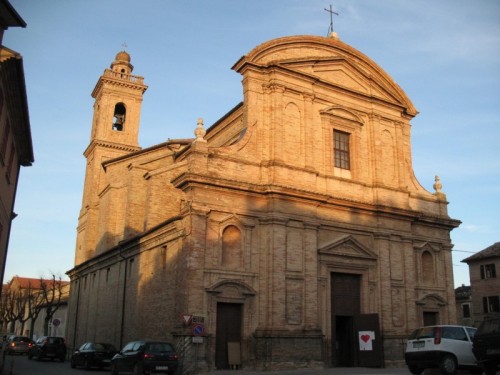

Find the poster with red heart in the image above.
[{"left": 358, "top": 330, "right": 375, "bottom": 351}]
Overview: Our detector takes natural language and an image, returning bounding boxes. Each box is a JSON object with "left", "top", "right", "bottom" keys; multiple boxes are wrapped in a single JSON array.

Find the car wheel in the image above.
[
  {"left": 439, "top": 354, "right": 458, "bottom": 375},
  {"left": 408, "top": 365, "right": 424, "bottom": 374},
  {"left": 133, "top": 363, "right": 143, "bottom": 375},
  {"left": 483, "top": 361, "right": 497, "bottom": 375},
  {"left": 111, "top": 363, "right": 119, "bottom": 375}
]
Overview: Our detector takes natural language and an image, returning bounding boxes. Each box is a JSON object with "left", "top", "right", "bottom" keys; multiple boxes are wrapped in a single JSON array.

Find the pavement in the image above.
[
  {"left": 211, "top": 368, "right": 408, "bottom": 375},
  {"left": 211, "top": 367, "right": 475, "bottom": 375}
]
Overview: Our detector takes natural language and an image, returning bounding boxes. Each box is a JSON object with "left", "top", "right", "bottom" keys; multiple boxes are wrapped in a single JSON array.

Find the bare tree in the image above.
[
  {"left": 39, "top": 274, "right": 65, "bottom": 336},
  {"left": 26, "top": 282, "right": 46, "bottom": 339},
  {"left": 1, "top": 288, "right": 18, "bottom": 333}
]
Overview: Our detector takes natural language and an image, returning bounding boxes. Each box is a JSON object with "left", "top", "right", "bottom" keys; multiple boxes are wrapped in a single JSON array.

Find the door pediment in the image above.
[{"left": 319, "top": 236, "right": 377, "bottom": 260}]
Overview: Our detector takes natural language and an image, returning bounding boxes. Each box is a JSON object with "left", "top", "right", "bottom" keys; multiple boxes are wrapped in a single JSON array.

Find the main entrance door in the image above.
[
  {"left": 215, "top": 303, "right": 242, "bottom": 369},
  {"left": 331, "top": 273, "right": 383, "bottom": 367}
]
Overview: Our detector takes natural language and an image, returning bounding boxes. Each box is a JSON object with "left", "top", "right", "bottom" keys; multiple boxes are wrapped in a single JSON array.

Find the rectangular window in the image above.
[
  {"left": 334, "top": 130, "right": 350, "bottom": 170},
  {"left": 461, "top": 303, "right": 471, "bottom": 318},
  {"left": 483, "top": 296, "right": 500, "bottom": 313},
  {"left": 480, "top": 264, "right": 497, "bottom": 279}
]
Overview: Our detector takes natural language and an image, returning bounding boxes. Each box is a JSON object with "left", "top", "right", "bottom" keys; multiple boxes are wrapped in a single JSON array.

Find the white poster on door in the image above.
[{"left": 358, "top": 330, "right": 375, "bottom": 351}]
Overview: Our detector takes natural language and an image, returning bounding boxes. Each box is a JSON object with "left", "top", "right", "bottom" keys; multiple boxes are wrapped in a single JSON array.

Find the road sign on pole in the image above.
[{"left": 192, "top": 323, "right": 205, "bottom": 337}]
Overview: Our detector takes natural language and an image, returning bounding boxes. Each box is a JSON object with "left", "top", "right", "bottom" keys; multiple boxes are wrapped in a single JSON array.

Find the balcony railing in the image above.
[{"left": 102, "top": 69, "right": 144, "bottom": 84}]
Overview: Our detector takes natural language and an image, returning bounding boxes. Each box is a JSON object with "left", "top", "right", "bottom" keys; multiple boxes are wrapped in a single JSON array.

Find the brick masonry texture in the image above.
[{"left": 66, "top": 36, "right": 460, "bottom": 371}]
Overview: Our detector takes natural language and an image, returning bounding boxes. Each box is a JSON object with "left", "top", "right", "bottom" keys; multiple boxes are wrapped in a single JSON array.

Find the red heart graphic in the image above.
[{"left": 361, "top": 335, "right": 370, "bottom": 343}]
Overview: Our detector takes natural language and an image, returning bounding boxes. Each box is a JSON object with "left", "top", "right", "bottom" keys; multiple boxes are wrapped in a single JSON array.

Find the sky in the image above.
[{"left": 2, "top": 0, "right": 499, "bottom": 288}]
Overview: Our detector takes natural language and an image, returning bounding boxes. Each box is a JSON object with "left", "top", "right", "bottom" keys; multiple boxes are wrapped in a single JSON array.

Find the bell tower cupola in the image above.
[
  {"left": 88, "top": 50, "right": 147, "bottom": 148},
  {"left": 75, "top": 51, "right": 148, "bottom": 265}
]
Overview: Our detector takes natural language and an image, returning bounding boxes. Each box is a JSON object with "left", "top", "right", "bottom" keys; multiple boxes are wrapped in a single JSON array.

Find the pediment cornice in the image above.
[{"left": 318, "top": 235, "right": 377, "bottom": 260}]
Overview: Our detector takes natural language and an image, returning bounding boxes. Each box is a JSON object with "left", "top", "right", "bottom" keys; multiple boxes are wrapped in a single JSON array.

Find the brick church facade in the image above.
[{"left": 66, "top": 34, "right": 460, "bottom": 370}]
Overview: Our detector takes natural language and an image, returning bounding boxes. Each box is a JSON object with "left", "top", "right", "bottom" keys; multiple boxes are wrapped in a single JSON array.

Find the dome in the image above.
[
  {"left": 115, "top": 50, "right": 131, "bottom": 63},
  {"left": 110, "top": 50, "right": 134, "bottom": 73}
]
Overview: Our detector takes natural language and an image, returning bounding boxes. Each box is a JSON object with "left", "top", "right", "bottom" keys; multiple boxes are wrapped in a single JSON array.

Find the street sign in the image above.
[
  {"left": 52, "top": 318, "right": 61, "bottom": 327},
  {"left": 192, "top": 323, "right": 205, "bottom": 337},
  {"left": 192, "top": 336, "right": 203, "bottom": 344},
  {"left": 180, "top": 314, "right": 192, "bottom": 326}
]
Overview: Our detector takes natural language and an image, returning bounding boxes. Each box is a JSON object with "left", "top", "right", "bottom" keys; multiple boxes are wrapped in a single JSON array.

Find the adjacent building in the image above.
[
  {"left": 455, "top": 284, "right": 473, "bottom": 327},
  {"left": 462, "top": 242, "right": 500, "bottom": 324},
  {"left": 66, "top": 33, "right": 460, "bottom": 370},
  {"left": 1, "top": 276, "right": 69, "bottom": 339},
  {"left": 0, "top": 0, "right": 34, "bottom": 291}
]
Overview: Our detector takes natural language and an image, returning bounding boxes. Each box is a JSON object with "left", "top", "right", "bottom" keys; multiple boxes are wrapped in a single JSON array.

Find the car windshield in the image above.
[
  {"left": 146, "top": 343, "right": 174, "bottom": 353},
  {"left": 47, "top": 337, "right": 63, "bottom": 344},
  {"left": 479, "top": 319, "right": 500, "bottom": 334},
  {"left": 14, "top": 337, "right": 30, "bottom": 342},
  {"left": 95, "top": 343, "right": 116, "bottom": 351}
]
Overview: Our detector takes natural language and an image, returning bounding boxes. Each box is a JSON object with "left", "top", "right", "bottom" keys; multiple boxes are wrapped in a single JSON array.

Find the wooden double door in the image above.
[{"left": 331, "top": 273, "right": 383, "bottom": 367}]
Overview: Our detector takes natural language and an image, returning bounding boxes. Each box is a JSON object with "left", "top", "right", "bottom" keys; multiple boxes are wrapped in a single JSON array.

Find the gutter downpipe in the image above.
[
  {"left": 118, "top": 242, "right": 128, "bottom": 349},
  {"left": 71, "top": 272, "right": 82, "bottom": 355}
]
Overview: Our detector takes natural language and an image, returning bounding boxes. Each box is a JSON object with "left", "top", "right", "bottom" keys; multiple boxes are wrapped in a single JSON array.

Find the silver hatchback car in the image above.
[{"left": 405, "top": 325, "right": 482, "bottom": 375}]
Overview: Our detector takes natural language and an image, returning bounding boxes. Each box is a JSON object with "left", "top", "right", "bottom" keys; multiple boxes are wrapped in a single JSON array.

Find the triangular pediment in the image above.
[
  {"left": 318, "top": 236, "right": 377, "bottom": 260},
  {"left": 282, "top": 58, "right": 401, "bottom": 105}
]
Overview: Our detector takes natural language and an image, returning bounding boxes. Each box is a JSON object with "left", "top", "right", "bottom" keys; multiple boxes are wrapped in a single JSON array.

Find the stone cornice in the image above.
[
  {"left": 171, "top": 171, "right": 460, "bottom": 229},
  {"left": 91, "top": 69, "right": 148, "bottom": 98},
  {"left": 83, "top": 139, "right": 141, "bottom": 158}
]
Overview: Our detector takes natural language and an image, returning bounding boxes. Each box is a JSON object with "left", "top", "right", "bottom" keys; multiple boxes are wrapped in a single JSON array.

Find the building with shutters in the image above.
[
  {"left": 66, "top": 33, "right": 460, "bottom": 370},
  {"left": 462, "top": 243, "right": 500, "bottom": 325}
]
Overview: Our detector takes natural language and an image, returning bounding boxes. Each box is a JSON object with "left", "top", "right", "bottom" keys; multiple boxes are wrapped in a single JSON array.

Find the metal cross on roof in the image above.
[{"left": 324, "top": 4, "right": 339, "bottom": 36}]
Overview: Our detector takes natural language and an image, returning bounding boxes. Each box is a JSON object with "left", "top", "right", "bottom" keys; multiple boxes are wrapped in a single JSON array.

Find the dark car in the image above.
[
  {"left": 473, "top": 317, "right": 500, "bottom": 375},
  {"left": 110, "top": 340, "right": 178, "bottom": 375},
  {"left": 70, "top": 342, "right": 117, "bottom": 369},
  {"left": 28, "top": 336, "right": 66, "bottom": 362},
  {"left": 6, "top": 336, "right": 32, "bottom": 355}
]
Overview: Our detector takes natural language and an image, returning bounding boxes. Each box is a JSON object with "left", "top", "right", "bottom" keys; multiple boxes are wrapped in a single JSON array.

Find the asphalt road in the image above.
[{"left": 0, "top": 354, "right": 479, "bottom": 375}]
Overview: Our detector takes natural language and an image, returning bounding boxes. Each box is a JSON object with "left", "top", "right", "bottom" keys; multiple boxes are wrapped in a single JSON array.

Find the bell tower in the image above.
[{"left": 75, "top": 51, "right": 148, "bottom": 265}]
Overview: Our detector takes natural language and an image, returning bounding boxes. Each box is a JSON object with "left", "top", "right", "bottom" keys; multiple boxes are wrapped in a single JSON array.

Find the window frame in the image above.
[
  {"left": 333, "top": 129, "right": 350, "bottom": 170},
  {"left": 483, "top": 295, "right": 500, "bottom": 313},
  {"left": 480, "top": 264, "right": 497, "bottom": 279}
]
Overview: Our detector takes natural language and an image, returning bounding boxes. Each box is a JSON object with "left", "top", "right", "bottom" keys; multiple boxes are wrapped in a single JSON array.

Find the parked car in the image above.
[
  {"left": 472, "top": 317, "right": 500, "bottom": 375},
  {"left": 110, "top": 340, "right": 179, "bottom": 375},
  {"left": 404, "top": 325, "right": 482, "bottom": 375},
  {"left": 70, "top": 342, "right": 117, "bottom": 369},
  {"left": 6, "top": 336, "right": 32, "bottom": 355},
  {"left": 28, "top": 336, "right": 66, "bottom": 362}
]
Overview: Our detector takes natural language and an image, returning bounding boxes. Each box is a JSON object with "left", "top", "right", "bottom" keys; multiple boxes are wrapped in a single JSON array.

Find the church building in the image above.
[{"left": 66, "top": 33, "right": 460, "bottom": 370}]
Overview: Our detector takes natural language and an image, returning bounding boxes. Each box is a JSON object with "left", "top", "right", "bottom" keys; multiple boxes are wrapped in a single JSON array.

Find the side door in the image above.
[
  {"left": 442, "top": 327, "right": 476, "bottom": 366},
  {"left": 78, "top": 343, "right": 90, "bottom": 366},
  {"left": 117, "top": 342, "right": 136, "bottom": 371},
  {"left": 353, "top": 314, "right": 384, "bottom": 367}
]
